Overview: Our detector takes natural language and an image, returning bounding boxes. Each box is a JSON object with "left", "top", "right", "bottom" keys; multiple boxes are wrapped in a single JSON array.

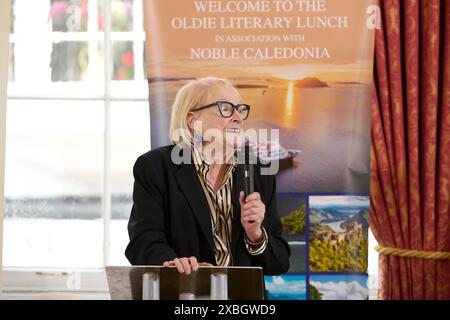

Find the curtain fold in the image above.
[{"left": 370, "top": 0, "right": 450, "bottom": 300}]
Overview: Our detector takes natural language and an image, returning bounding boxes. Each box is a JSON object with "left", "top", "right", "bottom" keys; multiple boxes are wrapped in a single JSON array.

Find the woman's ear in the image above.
[{"left": 187, "top": 111, "right": 195, "bottom": 130}]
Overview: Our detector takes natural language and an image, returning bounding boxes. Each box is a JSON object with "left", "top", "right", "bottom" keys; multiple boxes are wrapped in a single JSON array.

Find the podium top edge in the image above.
[{"left": 105, "top": 265, "right": 263, "bottom": 270}]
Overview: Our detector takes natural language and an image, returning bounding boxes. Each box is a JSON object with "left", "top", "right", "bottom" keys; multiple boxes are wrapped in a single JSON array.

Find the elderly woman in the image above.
[{"left": 125, "top": 77, "right": 290, "bottom": 275}]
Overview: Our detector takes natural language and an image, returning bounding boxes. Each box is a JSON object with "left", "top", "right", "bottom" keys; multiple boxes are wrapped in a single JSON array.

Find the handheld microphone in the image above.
[
  {"left": 242, "top": 142, "right": 256, "bottom": 223},
  {"left": 243, "top": 163, "right": 254, "bottom": 199}
]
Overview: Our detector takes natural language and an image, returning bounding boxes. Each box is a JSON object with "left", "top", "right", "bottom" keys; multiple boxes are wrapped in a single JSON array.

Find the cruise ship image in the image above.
[{"left": 248, "top": 140, "right": 302, "bottom": 171}]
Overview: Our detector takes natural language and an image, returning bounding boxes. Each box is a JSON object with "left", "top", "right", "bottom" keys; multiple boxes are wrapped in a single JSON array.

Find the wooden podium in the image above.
[{"left": 106, "top": 266, "right": 264, "bottom": 300}]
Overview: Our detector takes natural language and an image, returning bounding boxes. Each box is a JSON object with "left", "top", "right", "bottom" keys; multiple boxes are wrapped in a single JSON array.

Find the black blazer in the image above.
[{"left": 125, "top": 144, "right": 290, "bottom": 275}]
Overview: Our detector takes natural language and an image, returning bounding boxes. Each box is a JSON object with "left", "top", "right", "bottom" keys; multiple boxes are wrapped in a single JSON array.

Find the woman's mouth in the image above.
[{"left": 225, "top": 128, "right": 241, "bottom": 133}]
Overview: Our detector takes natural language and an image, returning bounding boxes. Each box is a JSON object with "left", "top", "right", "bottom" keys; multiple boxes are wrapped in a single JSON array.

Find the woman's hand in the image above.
[
  {"left": 239, "top": 191, "right": 265, "bottom": 242},
  {"left": 163, "top": 256, "right": 212, "bottom": 275}
]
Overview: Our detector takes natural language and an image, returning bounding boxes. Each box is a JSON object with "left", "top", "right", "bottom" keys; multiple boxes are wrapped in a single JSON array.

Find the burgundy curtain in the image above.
[{"left": 370, "top": 0, "right": 450, "bottom": 299}]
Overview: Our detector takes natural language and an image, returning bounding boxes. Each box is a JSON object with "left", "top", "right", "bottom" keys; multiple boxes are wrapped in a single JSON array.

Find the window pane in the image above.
[
  {"left": 109, "top": 101, "right": 150, "bottom": 265},
  {"left": 50, "top": 0, "right": 89, "bottom": 32},
  {"left": 51, "top": 41, "right": 89, "bottom": 81},
  {"left": 112, "top": 0, "right": 133, "bottom": 31},
  {"left": 3, "top": 100, "right": 104, "bottom": 268},
  {"left": 98, "top": 0, "right": 133, "bottom": 32},
  {"left": 9, "top": 0, "right": 104, "bottom": 95},
  {"left": 113, "top": 41, "right": 134, "bottom": 80},
  {"left": 8, "top": 43, "right": 15, "bottom": 82}
]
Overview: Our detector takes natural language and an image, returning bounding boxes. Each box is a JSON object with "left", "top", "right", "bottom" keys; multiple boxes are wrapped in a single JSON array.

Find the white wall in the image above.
[{"left": 0, "top": 0, "right": 12, "bottom": 298}]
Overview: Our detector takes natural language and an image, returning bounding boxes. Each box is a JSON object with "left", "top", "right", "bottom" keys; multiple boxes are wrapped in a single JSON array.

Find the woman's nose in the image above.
[{"left": 231, "top": 109, "right": 243, "bottom": 122}]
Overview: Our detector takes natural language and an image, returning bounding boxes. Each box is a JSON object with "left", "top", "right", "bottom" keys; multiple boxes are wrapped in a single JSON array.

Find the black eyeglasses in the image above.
[{"left": 192, "top": 101, "right": 250, "bottom": 120}]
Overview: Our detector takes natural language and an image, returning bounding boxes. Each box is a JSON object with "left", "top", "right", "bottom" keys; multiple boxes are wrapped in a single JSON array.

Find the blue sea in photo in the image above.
[
  {"left": 264, "top": 275, "right": 306, "bottom": 300},
  {"left": 267, "top": 292, "right": 307, "bottom": 300}
]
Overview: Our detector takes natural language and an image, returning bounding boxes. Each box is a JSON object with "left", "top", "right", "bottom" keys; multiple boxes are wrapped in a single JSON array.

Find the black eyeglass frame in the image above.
[{"left": 192, "top": 100, "right": 251, "bottom": 120}]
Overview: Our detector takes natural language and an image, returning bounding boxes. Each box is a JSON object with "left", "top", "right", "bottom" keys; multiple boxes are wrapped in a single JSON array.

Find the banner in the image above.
[{"left": 144, "top": 0, "right": 375, "bottom": 300}]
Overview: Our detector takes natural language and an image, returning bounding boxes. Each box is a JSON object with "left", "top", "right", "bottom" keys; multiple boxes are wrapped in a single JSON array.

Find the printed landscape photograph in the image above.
[
  {"left": 276, "top": 193, "right": 306, "bottom": 272},
  {"left": 309, "top": 195, "right": 369, "bottom": 272},
  {"left": 264, "top": 275, "right": 307, "bottom": 300},
  {"left": 309, "top": 274, "right": 368, "bottom": 300}
]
